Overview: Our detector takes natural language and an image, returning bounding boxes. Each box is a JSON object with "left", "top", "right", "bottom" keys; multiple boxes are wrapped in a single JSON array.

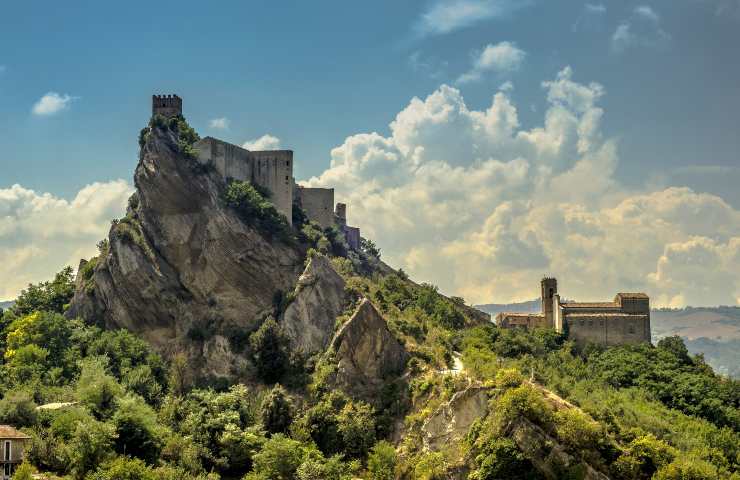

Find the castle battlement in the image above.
[{"left": 152, "top": 94, "right": 182, "bottom": 118}]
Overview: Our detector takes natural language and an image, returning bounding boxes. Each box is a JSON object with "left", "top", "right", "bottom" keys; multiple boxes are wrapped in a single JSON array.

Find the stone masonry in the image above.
[
  {"left": 156, "top": 94, "right": 361, "bottom": 245},
  {"left": 495, "top": 278, "right": 651, "bottom": 346}
]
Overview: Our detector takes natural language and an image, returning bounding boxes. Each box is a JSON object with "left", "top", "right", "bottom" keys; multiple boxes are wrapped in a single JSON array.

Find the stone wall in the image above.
[
  {"left": 296, "top": 186, "right": 335, "bottom": 228},
  {"left": 152, "top": 94, "right": 182, "bottom": 117},
  {"left": 566, "top": 313, "right": 650, "bottom": 346},
  {"left": 193, "top": 137, "right": 294, "bottom": 224}
]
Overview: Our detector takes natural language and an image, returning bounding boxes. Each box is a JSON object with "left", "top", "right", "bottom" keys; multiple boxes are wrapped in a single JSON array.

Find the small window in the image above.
[
  {"left": 629, "top": 324, "right": 636, "bottom": 334},
  {"left": 4, "top": 440, "right": 9, "bottom": 461},
  {"left": 286, "top": 160, "right": 290, "bottom": 167}
]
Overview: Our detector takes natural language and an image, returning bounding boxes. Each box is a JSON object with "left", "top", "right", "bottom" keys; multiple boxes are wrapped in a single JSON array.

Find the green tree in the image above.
[
  {"left": 337, "top": 400, "right": 376, "bottom": 459},
  {"left": 112, "top": 395, "right": 163, "bottom": 463},
  {"left": 260, "top": 385, "right": 294, "bottom": 434},
  {"left": 77, "top": 357, "right": 123, "bottom": 419},
  {"left": 69, "top": 417, "right": 117, "bottom": 479},
  {"left": 0, "top": 390, "right": 37, "bottom": 427},
  {"left": 247, "top": 434, "right": 307, "bottom": 480},
  {"left": 249, "top": 316, "right": 289, "bottom": 384},
  {"left": 87, "top": 456, "right": 157, "bottom": 480},
  {"left": 12, "top": 266, "right": 75, "bottom": 315},
  {"left": 12, "top": 462, "right": 34, "bottom": 480},
  {"left": 367, "top": 441, "right": 397, "bottom": 480}
]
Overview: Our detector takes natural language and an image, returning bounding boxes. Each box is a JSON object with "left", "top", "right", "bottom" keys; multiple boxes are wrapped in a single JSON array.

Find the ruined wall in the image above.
[
  {"left": 296, "top": 186, "right": 335, "bottom": 228},
  {"left": 495, "top": 313, "right": 548, "bottom": 329},
  {"left": 343, "top": 225, "right": 361, "bottom": 251}
]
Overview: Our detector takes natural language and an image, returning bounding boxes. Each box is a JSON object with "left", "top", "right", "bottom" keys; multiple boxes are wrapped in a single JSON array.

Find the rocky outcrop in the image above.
[
  {"left": 67, "top": 124, "right": 304, "bottom": 378},
  {"left": 422, "top": 385, "right": 492, "bottom": 451},
  {"left": 508, "top": 417, "right": 610, "bottom": 480},
  {"left": 281, "top": 255, "right": 348, "bottom": 355},
  {"left": 329, "top": 299, "right": 407, "bottom": 398}
]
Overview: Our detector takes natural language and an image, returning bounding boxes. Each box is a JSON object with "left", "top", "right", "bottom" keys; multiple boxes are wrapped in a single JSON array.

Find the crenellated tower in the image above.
[{"left": 152, "top": 94, "right": 182, "bottom": 118}]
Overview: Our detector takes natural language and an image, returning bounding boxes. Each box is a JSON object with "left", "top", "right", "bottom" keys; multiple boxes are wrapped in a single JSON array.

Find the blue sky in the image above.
[{"left": 1, "top": 0, "right": 739, "bottom": 305}]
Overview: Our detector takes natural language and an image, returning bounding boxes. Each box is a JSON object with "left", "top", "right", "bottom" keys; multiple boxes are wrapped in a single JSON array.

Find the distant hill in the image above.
[
  {"left": 0, "top": 301, "right": 13, "bottom": 311},
  {"left": 475, "top": 301, "right": 740, "bottom": 378}
]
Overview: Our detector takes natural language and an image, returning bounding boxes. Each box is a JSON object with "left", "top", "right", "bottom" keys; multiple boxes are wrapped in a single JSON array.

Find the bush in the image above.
[
  {"left": 496, "top": 385, "right": 553, "bottom": 427},
  {"left": 224, "top": 180, "right": 292, "bottom": 239},
  {"left": 336, "top": 400, "right": 376, "bottom": 459},
  {"left": 11, "top": 266, "right": 75, "bottom": 316},
  {"left": 260, "top": 385, "right": 294, "bottom": 434},
  {"left": 553, "top": 409, "right": 602, "bottom": 452},
  {"left": 0, "top": 390, "right": 37, "bottom": 427},
  {"left": 654, "top": 457, "right": 719, "bottom": 480},
  {"left": 112, "top": 395, "right": 163, "bottom": 463},
  {"left": 87, "top": 456, "right": 157, "bottom": 480},
  {"left": 470, "top": 437, "right": 532, "bottom": 480},
  {"left": 12, "top": 462, "right": 34, "bottom": 480},
  {"left": 249, "top": 316, "right": 290, "bottom": 384},
  {"left": 494, "top": 368, "right": 524, "bottom": 390},
  {"left": 367, "top": 441, "right": 396, "bottom": 480},
  {"left": 247, "top": 434, "right": 307, "bottom": 479}
]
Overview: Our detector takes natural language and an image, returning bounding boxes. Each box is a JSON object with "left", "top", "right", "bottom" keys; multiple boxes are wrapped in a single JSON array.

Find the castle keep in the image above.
[
  {"left": 152, "top": 95, "right": 361, "bottom": 249},
  {"left": 496, "top": 278, "right": 651, "bottom": 346}
]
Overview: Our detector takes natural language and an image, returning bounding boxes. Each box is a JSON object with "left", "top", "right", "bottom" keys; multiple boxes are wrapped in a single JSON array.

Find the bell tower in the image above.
[{"left": 541, "top": 277, "right": 557, "bottom": 327}]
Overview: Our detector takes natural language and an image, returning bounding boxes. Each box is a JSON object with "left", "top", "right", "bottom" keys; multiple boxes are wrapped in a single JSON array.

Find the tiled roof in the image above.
[
  {"left": 0, "top": 425, "right": 31, "bottom": 439},
  {"left": 497, "top": 312, "right": 544, "bottom": 318}
]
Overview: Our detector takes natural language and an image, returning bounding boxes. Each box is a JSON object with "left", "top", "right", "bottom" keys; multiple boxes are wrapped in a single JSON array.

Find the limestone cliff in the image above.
[
  {"left": 67, "top": 122, "right": 304, "bottom": 378},
  {"left": 329, "top": 298, "right": 408, "bottom": 400},
  {"left": 281, "top": 255, "right": 349, "bottom": 356}
]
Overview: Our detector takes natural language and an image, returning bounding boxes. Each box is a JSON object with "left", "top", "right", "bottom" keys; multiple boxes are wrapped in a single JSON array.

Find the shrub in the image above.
[
  {"left": 368, "top": 441, "right": 397, "bottom": 480},
  {"left": 469, "top": 437, "right": 531, "bottom": 480},
  {"left": 12, "top": 463, "right": 34, "bottom": 480},
  {"left": 336, "top": 400, "right": 376, "bottom": 459},
  {"left": 112, "top": 395, "right": 163, "bottom": 463},
  {"left": 413, "top": 451, "right": 447, "bottom": 480},
  {"left": 249, "top": 316, "right": 290, "bottom": 384},
  {"left": 494, "top": 368, "right": 524, "bottom": 389},
  {"left": 496, "top": 385, "right": 553, "bottom": 427},
  {"left": 554, "top": 409, "right": 602, "bottom": 452},
  {"left": 260, "top": 385, "right": 294, "bottom": 434},
  {"left": 654, "top": 457, "right": 720, "bottom": 480},
  {"left": 0, "top": 390, "right": 37, "bottom": 427},
  {"left": 224, "top": 180, "right": 292, "bottom": 239}
]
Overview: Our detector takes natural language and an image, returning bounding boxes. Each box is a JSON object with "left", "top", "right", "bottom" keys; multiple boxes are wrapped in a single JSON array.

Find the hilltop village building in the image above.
[
  {"left": 0, "top": 425, "right": 30, "bottom": 479},
  {"left": 152, "top": 95, "right": 361, "bottom": 249},
  {"left": 495, "top": 278, "right": 651, "bottom": 346}
]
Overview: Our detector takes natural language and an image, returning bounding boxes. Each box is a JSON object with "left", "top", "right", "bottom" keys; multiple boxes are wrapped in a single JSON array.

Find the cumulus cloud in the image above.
[
  {"left": 32, "top": 92, "right": 76, "bottom": 116},
  {"left": 209, "top": 117, "right": 230, "bottom": 130},
  {"left": 612, "top": 5, "right": 670, "bottom": 53},
  {"left": 414, "top": 0, "right": 532, "bottom": 37},
  {"left": 303, "top": 67, "right": 740, "bottom": 307},
  {"left": 0, "top": 181, "right": 132, "bottom": 301},
  {"left": 242, "top": 134, "right": 281, "bottom": 151},
  {"left": 456, "top": 41, "right": 526, "bottom": 84}
]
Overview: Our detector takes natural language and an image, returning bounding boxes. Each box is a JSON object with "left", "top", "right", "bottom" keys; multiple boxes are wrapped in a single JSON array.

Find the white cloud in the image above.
[
  {"left": 304, "top": 67, "right": 740, "bottom": 307},
  {"left": 32, "top": 92, "right": 76, "bottom": 116},
  {"left": 585, "top": 3, "right": 606, "bottom": 14},
  {"left": 456, "top": 41, "right": 526, "bottom": 84},
  {"left": 242, "top": 134, "right": 281, "bottom": 151},
  {"left": 634, "top": 5, "right": 660, "bottom": 22},
  {"left": 209, "top": 117, "right": 230, "bottom": 130},
  {"left": 0, "top": 181, "right": 132, "bottom": 301},
  {"left": 612, "top": 6, "right": 670, "bottom": 53},
  {"left": 415, "top": 0, "right": 532, "bottom": 37}
]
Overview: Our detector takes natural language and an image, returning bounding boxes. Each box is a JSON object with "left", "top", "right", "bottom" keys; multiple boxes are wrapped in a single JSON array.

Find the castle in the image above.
[
  {"left": 495, "top": 278, "right": 651, "bottom": 346},
  {"left": 152, "top": 95, "right": 361, "bottom": 249}
]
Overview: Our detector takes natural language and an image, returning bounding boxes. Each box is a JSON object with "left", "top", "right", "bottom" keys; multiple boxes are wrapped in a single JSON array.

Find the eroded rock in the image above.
[
  {"left": 281, "top": 255, "right": 348, "bottom": 355},
  {"left": 423, "top": 385, "right": 492, "bottom": 451},
  {"left": 329, "top": 298, "right": 408, "bottom": 398}
]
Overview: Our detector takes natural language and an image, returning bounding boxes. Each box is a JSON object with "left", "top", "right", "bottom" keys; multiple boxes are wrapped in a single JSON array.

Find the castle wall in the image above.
[
  {"left": 152, "top": 95, "right": 182, "bottom": 117},
  {"left": 250, "top": 151, "right": 294, "bottom": 226},
  {"left": 296, "top": 187, "right": 335, "bottom": 228},
  {"left": 343, "top": 225, "right": 361, "bottom": 251},
  {"left": 193, "top": 138, "right": 293, "bottom": 225}
]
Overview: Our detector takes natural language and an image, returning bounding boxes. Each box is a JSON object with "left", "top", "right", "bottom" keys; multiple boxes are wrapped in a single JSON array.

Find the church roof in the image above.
[
  {"left": 616, "top": 292, "right": 649, "bottom": 299},
  {"left": 0, "top": 425, "right": 31, "bottom": 439},
  {"left": 560, "top": 302, "right": 619, "bottom": 309}
]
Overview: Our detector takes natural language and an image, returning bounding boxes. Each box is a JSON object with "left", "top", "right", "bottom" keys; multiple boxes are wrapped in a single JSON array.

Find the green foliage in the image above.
[
  {"left": 77, "top": 357, "right": 124, "bottom": 419},
  {"left": 336, "top": 400, "right": 376, "bottom": 458},
  {"left": 69, "top": 416, "right": 117, "bottom": 479},
  {"left": 12, "top": 266, "right": 75, "bottom": 315},
  {"left": 249, "top": 316, "right": 290, "bottom": 384},
  {"left": 367, "top": 441, "right": 397, "bottom": 480},
  {"left": 469, "top": 437, "right": 535, "bottom": 480},
  {"left": 496, "top": 385, "right": 554, "bottom": 427},
  {"left": 654, "top": 457, "right": 720, "bottom": 480},
  {"left": 360, "top": 238, "right": 381, "bottom": 259},
  {"left": 224, "top": 180, "right": 292, "bottom": 240},
  {"left": 554, "top": 408, "right": 603, "bottom": 453},
  {"left": 245, "top": 434, "right": 307, "bottom": 480},
  {"left": 413, "top": 451, "right": 447, "bottom": 480},
  {"left": 88, "top": 456, "right": 157, "bottom": 480},
  {"left": 0, "top": 390, "right": 37, "bottom": 428},
  {"left": 12, "top": 462, "right": 34, "bottom": 480},
  {"left": 260, "top": 385, "right": 294, "bottom": 434},
  {"left": 112, "top": 395, "right": 163, "bottom": 463}
]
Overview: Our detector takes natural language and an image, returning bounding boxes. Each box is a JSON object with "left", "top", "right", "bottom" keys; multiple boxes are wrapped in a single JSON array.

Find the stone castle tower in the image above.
[
  {"left": 541, "top": 277, "right": 557, "bottom": 327},
  {"left": 152, "top": 94, "right": 182, "bottom": 117}
]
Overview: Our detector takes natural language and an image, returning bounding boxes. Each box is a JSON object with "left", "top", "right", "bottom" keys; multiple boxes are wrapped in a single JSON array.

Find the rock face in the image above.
[
  {"left": 422, "top": 385, "right": 492, "bottom": 451},
  {"left": 67, "top": 124, "right": 304, "bottom": 378},
  {"left": 281, "top": 255, "right": 349, "bottom": 356},
  {"left": 330, "top": 299, "right": 408, "bottom": 398}
]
